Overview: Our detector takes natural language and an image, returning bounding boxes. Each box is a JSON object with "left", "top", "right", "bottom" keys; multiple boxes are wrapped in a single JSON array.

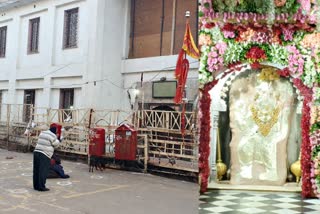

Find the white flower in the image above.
[
  {"left": 199, "top": 62, "right": 206, "bottom": 72},
  {"left": 269, "top": 44, "right": 288, "bottom": 66},
  {"left": 314, "top": 88, "right": 320, "bottom": 100},
  {"left": 222, "top": 86, "right": 228, "bottom": 92},
  {"left": 225, "top": 80, "right": 232, "bottom": 86},
  {"left": 224, "top": 42, "right": 243, "bottom": 64},
  {"left": 200, "top": 45, "right": 207, "bottom": 53},
  {"left": 199, "top": 73, "right": 205, "bottom": 80},
  {"left": 302, "top": 56, "right": 317, "bottom": 88},
  {"left": 221, "top": 92, "right": 227, "bottom": 98},
  {"left": 208, "top": 76, "right": 214, "bottom": 82},
  {"left": 209, "top": 26, "right": 223, "bottom": 43}
]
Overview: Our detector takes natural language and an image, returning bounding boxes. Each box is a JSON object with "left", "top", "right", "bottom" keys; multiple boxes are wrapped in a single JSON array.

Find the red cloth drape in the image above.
[{"left": 174, "top": 19, "right": 199, "bottom": 135}]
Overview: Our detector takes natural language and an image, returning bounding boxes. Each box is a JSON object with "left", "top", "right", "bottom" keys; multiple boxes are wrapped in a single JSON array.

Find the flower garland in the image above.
[
  {"left": 199, "top": 0, "right": 320, "bottom": 198},
  {"left": 199, "top": 81, "right": 216, "bottom": 193},
  {"left": 208, "top": 0, "right": 301, "bottom": 15},
  {"left": 199, "top": 0, "right": 317, "bottom": 25},
  {"left": 199, "top": 25, "right": 317, "bottom": 85},
  {"left": 310, "top": 85, "right": 320, "bottom": 197},
  {"left": 292, "top": 78, "right": 313, "bottom": 198},
  {"left": 311, "top": 131, "right": 320, "bottom": 198}
]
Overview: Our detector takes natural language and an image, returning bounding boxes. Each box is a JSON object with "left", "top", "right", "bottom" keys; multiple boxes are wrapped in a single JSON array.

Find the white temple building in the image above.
[{"left": 0, "top": 0, "right": 199, "bottom": 114}]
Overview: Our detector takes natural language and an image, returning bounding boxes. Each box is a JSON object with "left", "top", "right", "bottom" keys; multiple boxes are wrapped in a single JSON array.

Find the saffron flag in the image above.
[
  {"left": 181, "top": 21, "right": 200, "bottom": 60},
  {"left": 173, "top": 18, "right": 199, "bottom": 136},
  {"left": 174, "top": 20, "right": 199, "bottom": 104}
]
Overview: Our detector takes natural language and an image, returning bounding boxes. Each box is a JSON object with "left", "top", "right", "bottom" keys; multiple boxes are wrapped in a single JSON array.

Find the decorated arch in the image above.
[{"left": 198, "top": 0, "right": 320, "bottom": 198}]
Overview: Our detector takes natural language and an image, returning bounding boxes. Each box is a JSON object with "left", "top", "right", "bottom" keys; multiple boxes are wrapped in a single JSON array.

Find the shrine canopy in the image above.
[{"left": 198, "top": 0, "right": 320, "bottom": 198}]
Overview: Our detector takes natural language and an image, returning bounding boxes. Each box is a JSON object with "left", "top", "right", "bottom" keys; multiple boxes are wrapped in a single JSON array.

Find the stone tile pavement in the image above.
[
  {"left": 200, "top": 190, "right": 320, "bottom": 214},
  {"left": 0, "top": 149, "right": 198, "bottom": 214}
]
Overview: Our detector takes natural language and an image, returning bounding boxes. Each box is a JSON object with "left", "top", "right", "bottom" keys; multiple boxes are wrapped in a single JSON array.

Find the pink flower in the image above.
[
  {"left": 223, "top": 31, "right": 235, "bottom": 39},
  {"left": 206, "top": 43, "right": 227, "bottom": 72},
  {"left": 216, "top": 42, "right": 227, "bottom": 54},
  {"left": 311, "top": 136, "right": 317, "bottom": 143},
  {"left": 283, "top": 28, "right": 294, "bottom": 41},
  {"left": 287, "top": 45, "right": 296, "bottom": 53},
  {"left": 298, "top": 58, "right": 304, "bottom": 64},
  {"left": 210, "top": 51, "right": 218, "bottom": 58},
  {"left": 292, "top": 59, "right": 298, "bottom": 66},
  {"left": 298, "top": 0, "right": 311, "bottom": 13},
  {"left": 288, "top": 55, "right": 294, "bottom": 61},
  {"left": 287, "top": 45, "right": 304, "bottom": 77},
  {"left": 212, "top": 58, "right": 218, "bottom": 64},
  {"left": 208, "top": 58, "right": 215, "bottom": 65}
]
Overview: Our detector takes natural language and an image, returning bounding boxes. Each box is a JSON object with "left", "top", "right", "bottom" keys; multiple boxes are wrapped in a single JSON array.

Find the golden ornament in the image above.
[
  {"left": 259, "top": 67, "right": 280, "bottom": 82},
  {"left": 250, "top": 105, "right": 280, "bottom": 137}
]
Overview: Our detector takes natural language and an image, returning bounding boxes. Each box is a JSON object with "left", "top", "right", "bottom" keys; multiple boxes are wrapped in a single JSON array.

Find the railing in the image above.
[
  {"left": 0, "top": 105, "right": 198, "bottom": 173},
  {"left": 2, "top": 104, "right": 33, "bottom": 124},
  {"left": 133, "top": 110, "right": 198, "bottom": 172},
  {"left": 26, "top": 108, "right": 133, "bottom": 154},
  {"left": 132, "top": 110, "right": 195, "bottom": 133},
  {"left": 91, "top": 109, "right": 132, "bottom": 128}
]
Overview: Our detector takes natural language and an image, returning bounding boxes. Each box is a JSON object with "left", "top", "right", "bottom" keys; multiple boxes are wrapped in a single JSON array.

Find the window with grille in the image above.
[
  {"left": 23, "top": 90, "right": 35, "bottom": 122},
  {"left": 60, "top": 88, "right": 74, "bottom": 109},
  {"left": 0, "top": 26, "right": 7, "bottom": 58},
  {"left": 60, "top": 88, "right": 74, "bottom": 121},
  {"left": 28, "top": 17, "right": 40, "bottom": 54},
  {"left": 63, "top": 8, "right": 79, "bottom": 49}
]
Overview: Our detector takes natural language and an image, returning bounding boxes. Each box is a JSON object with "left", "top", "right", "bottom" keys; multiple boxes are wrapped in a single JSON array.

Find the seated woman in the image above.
[{"left": 47, "top": 153, "right": 70, "bottom": 179}]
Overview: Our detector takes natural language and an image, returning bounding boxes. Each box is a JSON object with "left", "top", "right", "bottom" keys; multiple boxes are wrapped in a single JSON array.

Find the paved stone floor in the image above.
[
  {"left": 199, "top": 190, "right": 320, "bottom": 214},
  {"left": 0, "top": 149, "right": 198, "bottom": 214}
]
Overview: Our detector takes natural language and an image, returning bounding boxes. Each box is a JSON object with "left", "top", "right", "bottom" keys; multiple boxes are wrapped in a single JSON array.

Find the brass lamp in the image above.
[
  {"left": 290, "top": 152, "right": 301, "bottom": 183},
  {"left": 216, "top": 128, "right": 227, "bottom": 181}
]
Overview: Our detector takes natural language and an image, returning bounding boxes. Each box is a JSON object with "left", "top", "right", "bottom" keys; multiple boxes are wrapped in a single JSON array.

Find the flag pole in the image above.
[
  {"left": 173, "top": 9, "right": 199, "bottom": 136},
  {"left": 181, "top": 11, "right": 190, "bottom": 137}
]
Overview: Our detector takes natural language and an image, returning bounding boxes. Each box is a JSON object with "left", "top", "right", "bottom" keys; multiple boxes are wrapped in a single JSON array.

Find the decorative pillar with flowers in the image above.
[{"left": 199, "top": 0, "right": 320, "bottom": 198}]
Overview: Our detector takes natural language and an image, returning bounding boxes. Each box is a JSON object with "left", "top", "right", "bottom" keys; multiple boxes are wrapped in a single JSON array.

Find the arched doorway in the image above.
[{"left": 210, "top": 66, "right": 301, "bottom": 186}]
